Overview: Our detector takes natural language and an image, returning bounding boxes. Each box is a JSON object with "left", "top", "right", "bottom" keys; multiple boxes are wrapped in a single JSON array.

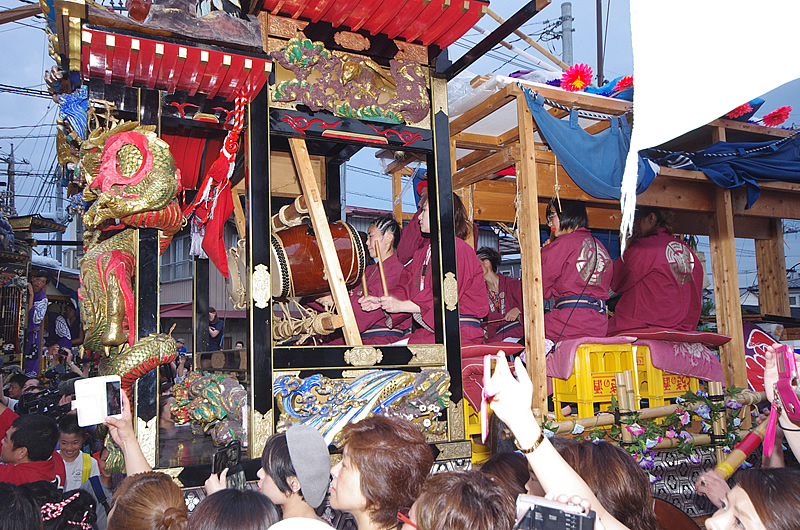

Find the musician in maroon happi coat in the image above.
[
  {"left": 542, "top": 199, "right": 613, "bottom": 343},
  {"left": 476, "top": 247, "right": 524, "bottom": 342},
  {"left": 314, "top": 215, "right": 406, "bottom": 344},
  {"left": 608, "top": 207, "right": 704, "bottom": 335},
  {"left": 361, "top": 194, "right": 488, "bottom": 345}
]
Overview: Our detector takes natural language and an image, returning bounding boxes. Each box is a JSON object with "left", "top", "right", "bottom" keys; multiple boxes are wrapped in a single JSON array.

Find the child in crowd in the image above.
[{"left": 58, "top": 414, "right": 99, "bottom": 491}]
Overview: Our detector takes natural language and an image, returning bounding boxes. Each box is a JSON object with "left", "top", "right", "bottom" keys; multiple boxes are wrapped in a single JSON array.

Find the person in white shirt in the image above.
[{"left": 57, "top": 414, "right": 99, "bottom": 491}]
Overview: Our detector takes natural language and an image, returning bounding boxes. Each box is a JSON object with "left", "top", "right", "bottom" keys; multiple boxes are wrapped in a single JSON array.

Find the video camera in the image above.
[
  {"left": 17, "top": 386, "right": 69, "bottom": 419},
  {"left": 16, "top": 365, "right": 74, "bottom": 421},
  {"left": 513, "top": 495, "right": 596, "bottom": 530}
]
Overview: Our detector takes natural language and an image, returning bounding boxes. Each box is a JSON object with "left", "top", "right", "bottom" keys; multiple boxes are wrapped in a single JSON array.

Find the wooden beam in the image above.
[
  {"left": 508, "top": 84, "right": 631, "bottom": 115},
  {"left": 709, "top": 118, "right": 796, "bottom": 138},
  {"left": 289, "top": 138, "right": 362, "bottom": 345},
  {"left": 392, "top": 170, "right": 402, "bottom": 221},
  {"left": 709, "top": 187, "right": 747, "bottom": 390},
  {"left": 456, "top": 149, "right": 495, "bottom": 171},
  {"left": 385, "top": 152, "right": 425, "bottom": 174},
  {"left": 755, "top": 219, "right": 790, "bottom": 317},
  {"left": 450, "top": 83, "right": 518, "bottom": 135},
  {"left": 453, "top": 145, "right": 520, "bottom": 190},
  {"left": 453, "top": 132, "right": 503, "bottom": 151},
  {"left": 0, "top": 4, "right": 40, "bottom": 25},
  {"left": 516, "top": 93, "right": 548, "bottom": 413},
  {"left": 230, "top": 189, "right": 246, "bottom": 240},
  {"left": 734, "top": 188, "right": 800, "bottom": 220}
]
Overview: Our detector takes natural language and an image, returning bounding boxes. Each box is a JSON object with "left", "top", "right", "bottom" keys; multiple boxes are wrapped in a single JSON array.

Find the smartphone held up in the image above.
[{"left": 73, "top": 375, "right": 124, "bottom": 427}]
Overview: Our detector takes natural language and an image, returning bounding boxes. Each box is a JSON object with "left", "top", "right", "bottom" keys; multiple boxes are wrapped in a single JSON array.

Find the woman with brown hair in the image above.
[
  {"left": 329, "top": 415, "right": 433, "bottom": 530},
  {"left": 108, "top": 472, "right": 188, "bottom": 530},
  {"left": 557, "top": 441, "right": 660, "bottom": 530},
  {"left": 479, "top": 451, "right": 530, "bottom": 499},
  {"left": 705, "top": 468, "right": 800, "bottom": 530},
  {"left": 401, "top": 470, "right": 514, "bottom": 530}
]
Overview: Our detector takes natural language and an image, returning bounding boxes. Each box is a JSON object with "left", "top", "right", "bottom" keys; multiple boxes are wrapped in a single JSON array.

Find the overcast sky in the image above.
[{"left": 1, "top": 0, "right": 799, "bottom": 290}]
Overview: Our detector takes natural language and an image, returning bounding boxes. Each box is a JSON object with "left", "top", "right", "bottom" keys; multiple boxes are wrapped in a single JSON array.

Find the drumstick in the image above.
[
  {"left": 361, "top": 273, "right": 369, "bottom": 297},
  {"left": 374, "top": 241, "right": 389, "bottom": 296}
]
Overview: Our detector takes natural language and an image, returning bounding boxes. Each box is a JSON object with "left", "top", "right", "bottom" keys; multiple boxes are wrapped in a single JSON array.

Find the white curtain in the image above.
[{"left": 620, "top": 0, "right": 800, "bottom": 248}]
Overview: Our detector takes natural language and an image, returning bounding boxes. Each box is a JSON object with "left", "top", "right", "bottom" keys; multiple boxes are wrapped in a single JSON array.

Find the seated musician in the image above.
[
  {"left": 361, "top": 193, "right": 488, "bottom": 345},
  {"left": 542, "top": 199, "right": 613, "bottom": 342},
  {"left": 315, "top": 215, "right": 405, "bottom": 344},
  {"left": 608, "top": 207, "right": 703, "bottom": 335},
  {"left": 475, "top": 247, "right": 524, "bottom": 342}
]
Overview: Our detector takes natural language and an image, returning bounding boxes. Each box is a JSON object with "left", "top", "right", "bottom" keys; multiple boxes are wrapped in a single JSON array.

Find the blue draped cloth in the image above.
[
  {"left": 522, "top": 87, "right": 656, "bottom": 200},
  {"left": 644, "top": 132, "right": 800, "bottom": 208}
]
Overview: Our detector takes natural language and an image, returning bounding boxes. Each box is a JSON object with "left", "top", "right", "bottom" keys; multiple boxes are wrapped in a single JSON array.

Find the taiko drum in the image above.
[{"left": 270, "top": 221, "right": 366, "bottom": 299}]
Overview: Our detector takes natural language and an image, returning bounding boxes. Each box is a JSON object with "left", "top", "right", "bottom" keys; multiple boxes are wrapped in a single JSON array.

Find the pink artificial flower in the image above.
[
  {"left": 561, "top": 63, "right": 593, "bottom": 92},
  {"left": 725, "top": 103, "right": 753, "bottom": 119},
  {"left": 762, "top": 106, "right": 792, "bottom": 127},
  {"left": 665, "top": 428, "right": 677, "bottom": 439},
  {"left": 626, "top": 424, "right": 645, "bottom": 436},
  {"left": 614, "top": 76, "right": 633, "bottom": 91},
  {"left": 679, "top": 411, "right": 690, "bottom": 426}
]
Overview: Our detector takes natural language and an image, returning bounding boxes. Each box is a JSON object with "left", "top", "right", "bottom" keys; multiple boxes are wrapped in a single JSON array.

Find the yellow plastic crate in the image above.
[
  {"left": 552, "top": 343, "right": 635, "bottom": 421},
  {"left": 464, "top": 399, "right": 491, "bottom": 464},
  {"left": 634, "top": 345, "right": 700, "bottom": 408}
]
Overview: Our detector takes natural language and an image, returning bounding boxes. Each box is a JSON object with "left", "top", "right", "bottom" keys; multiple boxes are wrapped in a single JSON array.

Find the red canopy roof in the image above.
[{"left": 260, "top": 0, "right": 488, "bottom": 50}]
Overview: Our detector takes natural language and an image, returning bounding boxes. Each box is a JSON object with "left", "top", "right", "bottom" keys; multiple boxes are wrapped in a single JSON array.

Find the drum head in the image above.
[{"left": 270, "top": 234, "right": 290, "bottom": 299}]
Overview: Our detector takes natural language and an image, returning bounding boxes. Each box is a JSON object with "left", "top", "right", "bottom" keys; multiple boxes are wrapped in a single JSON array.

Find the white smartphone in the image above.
[{"left": 73, "top": 375, "right": 124, "bottom": 427}]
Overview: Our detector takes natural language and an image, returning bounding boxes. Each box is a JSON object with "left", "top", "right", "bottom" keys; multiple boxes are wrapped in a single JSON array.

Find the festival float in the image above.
[{"left": 22, "top": 0, "right": 800, "bottom": 525}]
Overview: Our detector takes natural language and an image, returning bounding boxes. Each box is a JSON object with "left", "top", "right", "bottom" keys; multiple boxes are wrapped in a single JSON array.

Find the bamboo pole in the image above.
[
  {"left": 616, "top": 372, "right": 633, "bottom": 444},
  {"left": 545, "top": 390, "right": 765, "bottom": 436},
  {"left": 708, "top": 382, "right": 726, "bottom": 464}
]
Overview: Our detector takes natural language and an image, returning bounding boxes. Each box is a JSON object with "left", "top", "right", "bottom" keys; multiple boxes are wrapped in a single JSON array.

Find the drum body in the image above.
[{"left": 270, "top": 221, "right": 366, "bottom": 299}]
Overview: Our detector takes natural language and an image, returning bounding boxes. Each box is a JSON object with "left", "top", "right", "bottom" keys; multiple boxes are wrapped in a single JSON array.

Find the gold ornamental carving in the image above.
[
  {"left": 251, "top": 409, "right": 274, "bottom": 458},
  {"left": 342, "top": 369, "right": 380, "bottom": 379},
  {"left": 252, "top": 263, "right": 271, "bottom": 309},
  {"left": 334, "top": 31, "right": 370, "bottom": 52},
  {"left": 344, "top": 346, "right": 383, "bottom": 366},
  {"left": 443, "top": 272, "right": 458, "bottom": 311},
  {"left": 408, "top": 344, "right": 445, "bottom": 365},
  {"left": 267, "top": 13, "right": 309, "bottom": 39},
  {"left": 161, "top": 467, "right": 185, "bottom": 487},
  {"left": 448, "top": 398, "right": 465, "bottom": 440},
  {"left": 136, "top": 416, "right": 157, "bottom": 468},
  {"left": 226, "top": 239, "right": 248, "bottom": 310},
  {"left": 434, "top": 441, "right": 472, "bottom": 461},
  {"left": 431, "top": 76, "right": 449, "bottom": 115},
  {"left": 394, "top": 41, "right": 427, "bottom": 63}
]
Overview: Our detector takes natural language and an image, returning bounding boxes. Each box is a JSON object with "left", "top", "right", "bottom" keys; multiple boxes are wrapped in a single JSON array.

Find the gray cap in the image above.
[{"left": 285, "top": 424, "right": 331, "bottom": 508}]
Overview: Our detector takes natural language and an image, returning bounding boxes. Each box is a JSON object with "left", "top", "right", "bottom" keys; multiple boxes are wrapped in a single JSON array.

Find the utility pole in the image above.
[
  {"left": 560, "top": 2, "right": 574, "bottom": 65},
  {"left": 595, "top": 0, "right": 605, "bottom": 85},
  {"left": 54, "top": 165, "right": 64, "bottom": 262},
  {"left": 0, "top": 143, "right": 27, "bottom": 217}
]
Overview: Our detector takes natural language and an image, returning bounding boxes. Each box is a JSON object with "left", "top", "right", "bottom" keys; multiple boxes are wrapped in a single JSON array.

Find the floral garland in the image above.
[{"left": 542, "top": 386, "right": 753, "bottom": 483}]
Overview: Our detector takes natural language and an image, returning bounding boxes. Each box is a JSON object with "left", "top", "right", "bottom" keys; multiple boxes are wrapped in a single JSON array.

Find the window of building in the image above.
[
  {"left": 790, "top": 295, "right": 799, "bottom": 307},
  {"left": 161, "top": 234, "right": 192, "bottom": 282}
]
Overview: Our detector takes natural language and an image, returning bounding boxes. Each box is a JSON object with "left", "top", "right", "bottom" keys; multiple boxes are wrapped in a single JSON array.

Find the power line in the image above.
[
  {"left": 0, "top": 83, "right": 50, "bottom": 99},
  {"left": 0, "top": 124, "right": 55, "bottom": 130}
]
